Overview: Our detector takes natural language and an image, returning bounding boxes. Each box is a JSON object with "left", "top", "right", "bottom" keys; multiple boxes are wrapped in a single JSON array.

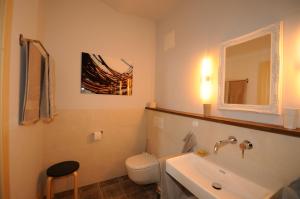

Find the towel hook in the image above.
[{"left": 19, "top": 34, "right": 24, "bottom": 46}]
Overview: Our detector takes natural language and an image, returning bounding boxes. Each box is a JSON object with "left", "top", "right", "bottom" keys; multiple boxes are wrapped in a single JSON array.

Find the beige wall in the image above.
[
  {"left": 8, "top": 0, "right": 47, "bottom": 198},
  {"left": 146, "top": 110, "right": 300, "bottom": 192},
  {"left": 155, "top": 0, "right": 300, "bottom": 125},
  {"left": 39, "top": 0, "right": 156, "bottom": 193}
]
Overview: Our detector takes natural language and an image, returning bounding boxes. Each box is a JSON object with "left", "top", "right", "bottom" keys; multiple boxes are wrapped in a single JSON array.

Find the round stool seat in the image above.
[{"left": 47, "top": 161, "right": 79, "bottom": 177}]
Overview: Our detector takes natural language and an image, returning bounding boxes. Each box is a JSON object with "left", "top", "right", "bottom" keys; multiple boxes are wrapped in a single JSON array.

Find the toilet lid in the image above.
[{"left": 126, "top": 153, "right": 158, "bottom": 170}]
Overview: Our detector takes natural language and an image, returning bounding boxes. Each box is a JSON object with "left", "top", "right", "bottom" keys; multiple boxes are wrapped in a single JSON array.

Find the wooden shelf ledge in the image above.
[{"left": 145, "top": 107, "right": 300, "bottom": 138}]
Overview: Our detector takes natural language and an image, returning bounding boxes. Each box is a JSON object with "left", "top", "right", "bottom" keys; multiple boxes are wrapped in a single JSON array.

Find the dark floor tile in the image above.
[
  {"left": 100, "top": 177, "right": 120, "bottom": 187},
  {"left": 80, "top": 183, "right": 102, "bottom": 199},
  {"left": 127, "top": 191, "right": 158, "bottom": 199},
  {"left": 54, "top": 190, "right": 73, "bottom": 199},
  {"left": 101, "top": 181, "right": 125, "bottom": 199},
  {"left": 145, "top": 190, "right": 159, "bottom": 199},
  {"left": 117, "top": 175, "right": 129, "bottom": 182},
  {"left": 54, "top": 196, "right": 73, "bottom": 199},
  {"left": 111, "top": 195, "right": 128, "bottom": 199},
  {"left": 127, "top": 191, "right": 146, "bottom": 199},
  {"left": 119, "top": 179, "right": 142, "bottom": 195},
  {"left": 142, "top": 183, "right": 157, "bottom": 192},
  {"left": 52, "top": 176, "right": 158, "bottom": 199}
]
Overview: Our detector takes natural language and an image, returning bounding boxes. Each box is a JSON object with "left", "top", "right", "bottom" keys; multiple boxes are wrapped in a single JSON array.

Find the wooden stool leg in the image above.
[
  {"left": 73, "top": 171, "right": 78, "bottom": 199},
  {"left": 47, "top": 177, "right": 53, "bottom": 199}
]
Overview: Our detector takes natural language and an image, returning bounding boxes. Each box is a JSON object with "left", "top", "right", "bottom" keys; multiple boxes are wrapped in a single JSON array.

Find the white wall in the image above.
[
  {"left": 39, "top": 0, "right": 156, "bottom": 193},
  {"left": 155, "top": 0, "right": 300, "bottom": 125},
  {"left": 8, "top": 0, "right": 45, "bottom": 198}
]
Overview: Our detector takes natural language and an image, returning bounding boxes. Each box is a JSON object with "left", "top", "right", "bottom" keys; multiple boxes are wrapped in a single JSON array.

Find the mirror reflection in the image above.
[{"left": 224, "top": 34, "right": 271, "bottom": 105}]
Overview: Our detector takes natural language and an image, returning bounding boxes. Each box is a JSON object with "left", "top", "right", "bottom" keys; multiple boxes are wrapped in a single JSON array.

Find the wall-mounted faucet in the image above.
[{"left": 214, "top": 136, "right": 237, "bottom": 154}]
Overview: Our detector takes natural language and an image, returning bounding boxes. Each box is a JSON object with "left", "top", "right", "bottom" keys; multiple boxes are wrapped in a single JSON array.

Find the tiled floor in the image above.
[{"left": 54, "top": 176, "right": 159, "bottom": 199}]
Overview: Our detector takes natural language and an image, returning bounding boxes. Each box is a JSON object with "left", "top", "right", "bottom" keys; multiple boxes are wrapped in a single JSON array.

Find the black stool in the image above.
[{"left": 46, "top": 161, "right": 80, "bottom": 199}]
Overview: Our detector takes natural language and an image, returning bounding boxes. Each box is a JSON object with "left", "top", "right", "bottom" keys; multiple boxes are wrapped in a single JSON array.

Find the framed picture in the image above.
[{"left": 81, "top": 52, "right": 133, "bottom": 95}]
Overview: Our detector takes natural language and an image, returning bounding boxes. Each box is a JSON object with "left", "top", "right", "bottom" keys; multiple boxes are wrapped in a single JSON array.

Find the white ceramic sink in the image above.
[{"left": 166, "top": 153, "right": 273, "bottom": 199}]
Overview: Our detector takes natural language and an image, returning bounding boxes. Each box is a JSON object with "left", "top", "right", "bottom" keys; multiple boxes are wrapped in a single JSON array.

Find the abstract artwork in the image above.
[{"left": 81, "top": 52, "right": 133, "bottom": 95}]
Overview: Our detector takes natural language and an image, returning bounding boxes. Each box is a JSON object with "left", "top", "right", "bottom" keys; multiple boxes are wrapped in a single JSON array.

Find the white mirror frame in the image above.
[{"left": 218, "top": 22, "right": 283, "bottom": 114}]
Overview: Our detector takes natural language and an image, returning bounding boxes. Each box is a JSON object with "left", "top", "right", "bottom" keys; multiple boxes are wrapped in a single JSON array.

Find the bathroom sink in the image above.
[{"left": 166, "top": 153, "right": 273, "bottom": 199}]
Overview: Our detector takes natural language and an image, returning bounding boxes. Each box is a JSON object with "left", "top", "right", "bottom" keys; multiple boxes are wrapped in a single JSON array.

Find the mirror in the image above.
[
  {"left": 218, "top": 23, "right": 282, "bottom": 114},
  {"left": 225, "top": 34, "right": 271, "bottom": 105}
]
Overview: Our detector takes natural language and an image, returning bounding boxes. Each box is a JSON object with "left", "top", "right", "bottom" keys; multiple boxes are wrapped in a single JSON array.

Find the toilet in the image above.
[{"left": 125, "top": 152, "right": 160, "bottom": 184}]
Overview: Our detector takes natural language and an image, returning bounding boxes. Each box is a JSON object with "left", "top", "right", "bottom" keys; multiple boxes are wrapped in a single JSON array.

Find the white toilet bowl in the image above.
[{"left": 125, "top": 152, "right": 160, "bottom": 185}]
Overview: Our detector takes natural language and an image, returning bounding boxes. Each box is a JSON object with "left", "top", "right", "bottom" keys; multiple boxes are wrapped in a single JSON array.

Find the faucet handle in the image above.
[
  {"left": 228, "top": 136, "right": 237, "bottom": 144},
  {"left": 239, "top": 140, "right": 253, "bottom": 159}
]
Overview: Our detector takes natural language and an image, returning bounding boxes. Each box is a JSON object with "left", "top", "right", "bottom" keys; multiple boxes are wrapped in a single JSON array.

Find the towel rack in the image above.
[
  {"left": 226, "top": 78, "right": 249, "bottom": 83},
  {"left": 19, "top": 34, "right": 49, "bottom": 57}
]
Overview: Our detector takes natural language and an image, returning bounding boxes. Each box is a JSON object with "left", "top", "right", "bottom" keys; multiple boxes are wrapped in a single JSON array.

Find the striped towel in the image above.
[
  {"left": 20, "top": 41, "right": 42, "bottom": 125},
  {"left": 20, "top": 41, "right": 56, "bottom": 125}
]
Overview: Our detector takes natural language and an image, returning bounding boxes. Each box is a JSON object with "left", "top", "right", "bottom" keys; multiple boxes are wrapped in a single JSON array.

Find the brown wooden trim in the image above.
[
  {"left": 0, "top": 0, "right": 12, "bottom": 198},
  {"left": 145, "top": 107, "right": 300, "bottom": 138}
]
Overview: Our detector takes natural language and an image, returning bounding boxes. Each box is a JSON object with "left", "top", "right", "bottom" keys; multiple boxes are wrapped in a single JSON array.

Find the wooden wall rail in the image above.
[{"left": 145, "top": 107, "right": 300, "bottom": 138}]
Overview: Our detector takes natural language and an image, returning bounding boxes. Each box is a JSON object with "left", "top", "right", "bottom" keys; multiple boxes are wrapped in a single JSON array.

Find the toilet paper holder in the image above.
[{"left": 93, "top": 131, "right": 104, "bottom": 141}]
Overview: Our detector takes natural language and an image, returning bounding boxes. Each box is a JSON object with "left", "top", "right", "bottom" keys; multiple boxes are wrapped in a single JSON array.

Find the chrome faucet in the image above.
[{"left": 214, "top": 136, "right": 237, "bottom": 154}]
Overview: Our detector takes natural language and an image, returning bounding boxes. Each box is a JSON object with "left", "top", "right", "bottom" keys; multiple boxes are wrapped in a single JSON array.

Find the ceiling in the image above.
[{"left": 100, "top": 0, "right": 181, "bottom": 21}]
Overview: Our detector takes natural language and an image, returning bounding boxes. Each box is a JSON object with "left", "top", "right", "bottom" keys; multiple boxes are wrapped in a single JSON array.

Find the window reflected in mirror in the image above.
[{"left": 224, "top": 34, "right": 271, "bottom": 105}]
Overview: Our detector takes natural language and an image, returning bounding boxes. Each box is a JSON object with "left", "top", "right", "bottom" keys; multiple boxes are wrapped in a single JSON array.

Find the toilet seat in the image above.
[
  {"left": 126, "top": 152, "right": 158, "bottom": 170},
  {"left": 125, "top": 152, "right": 160, "bottom": 184}
]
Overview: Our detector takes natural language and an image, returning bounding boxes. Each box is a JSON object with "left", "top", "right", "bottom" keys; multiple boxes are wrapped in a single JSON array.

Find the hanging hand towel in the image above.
[{"left": 182, "top": 132, "right": 197, "bottom": 153}]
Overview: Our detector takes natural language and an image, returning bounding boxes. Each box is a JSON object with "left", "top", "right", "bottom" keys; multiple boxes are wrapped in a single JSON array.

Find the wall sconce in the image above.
[{"left": 201, "top": 57, "right": 212, "bottom": 116}]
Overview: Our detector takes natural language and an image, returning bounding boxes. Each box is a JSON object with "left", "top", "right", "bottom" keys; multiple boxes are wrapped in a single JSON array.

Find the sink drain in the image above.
[{"left": 212, "top": 182, "right": 222, "bottom": 190}]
